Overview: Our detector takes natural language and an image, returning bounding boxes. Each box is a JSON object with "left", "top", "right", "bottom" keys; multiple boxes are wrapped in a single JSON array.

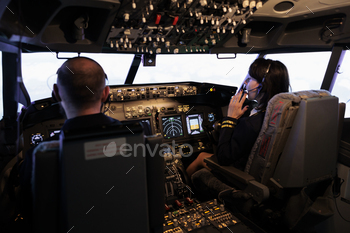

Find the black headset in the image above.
[{"left": 256, "top": 63, "right": 271, "bottom": 94}]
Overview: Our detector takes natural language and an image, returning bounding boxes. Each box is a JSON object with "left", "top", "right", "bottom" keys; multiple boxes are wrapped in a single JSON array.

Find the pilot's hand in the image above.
[{"left": 227, "top": 90, "right": 249, "bottom": 119}]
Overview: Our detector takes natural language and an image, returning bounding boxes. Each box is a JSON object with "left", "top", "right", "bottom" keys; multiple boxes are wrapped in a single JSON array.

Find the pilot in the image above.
[
  {"left": 18, "top": 57, "right": 121, "bottom": 226},
  {"left": 186, "top": 58, "right": 290, "bottom": 180}
]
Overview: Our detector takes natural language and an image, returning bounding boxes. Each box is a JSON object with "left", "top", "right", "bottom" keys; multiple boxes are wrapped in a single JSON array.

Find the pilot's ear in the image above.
[
  {"left": 101, "top": 86, "right": 110, "bottom": 103},
  {"left": 53, "top": 84, "right": 62, "bottom": 102}
]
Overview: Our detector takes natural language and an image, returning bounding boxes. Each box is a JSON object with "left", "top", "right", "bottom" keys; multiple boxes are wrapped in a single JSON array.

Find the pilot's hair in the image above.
[
  {"left": 56, "top": 56, "right": 106, "bottom": 109},
  {"left": 248, "top": 58, "right": 290, "bottom": 109}
]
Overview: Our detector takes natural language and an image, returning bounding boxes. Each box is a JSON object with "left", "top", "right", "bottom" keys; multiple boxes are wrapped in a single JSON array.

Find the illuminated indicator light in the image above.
[
  {"left": 167, "top": 222, "right": 173, "bottom": 225},
  {"left": 257, "top": 1, "right": 263, "bottom": 9},
  {"left": 173, "top": 16, "right": 179, "bottom": 25},
  {"left": 205, "top": 211, "right": 209, "bottom": 214},
  {"left": 195, "top": 29, "right": 197, "bottom": 32},
  {"left": 215, "top": 207, "right": 219, "bottom": 210},
  {"left": 155, "top": 14, "right": 161, "bottom": 24},
  {"left": 243, "top": 0, "right": 249, "bottom": 8},
  {"left": 250, "top": 1, "right": 256, "bottom": 8}
]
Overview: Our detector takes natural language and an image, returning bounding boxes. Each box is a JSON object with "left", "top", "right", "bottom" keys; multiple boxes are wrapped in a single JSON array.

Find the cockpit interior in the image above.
[{"left": 0, "top": 1, "right": 350, "bottom": 233}]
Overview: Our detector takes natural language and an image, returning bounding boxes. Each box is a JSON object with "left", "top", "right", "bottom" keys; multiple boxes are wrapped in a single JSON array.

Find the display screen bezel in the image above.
[{"left": 186, "top": 113, "right": 205, "bottom": 136}]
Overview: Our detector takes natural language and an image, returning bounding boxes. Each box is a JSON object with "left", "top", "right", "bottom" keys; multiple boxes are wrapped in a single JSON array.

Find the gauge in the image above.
[
  {"left": 208, "top": 113, "right": 215, "bottom": 122},
  {"left": 162, "top": 116, "right": 183, "bottom": 139},
  {"left": 31, "top": 133, "right": 43, "bottom": 145}
]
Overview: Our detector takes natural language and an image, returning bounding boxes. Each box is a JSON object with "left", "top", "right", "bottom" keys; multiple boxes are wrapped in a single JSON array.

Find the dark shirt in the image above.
[
  {"left": 215, "top": 112, "right": 265, "bottom": 170},
  {"left": 19, "top": 113, "right": 121, "bottom": 218}
]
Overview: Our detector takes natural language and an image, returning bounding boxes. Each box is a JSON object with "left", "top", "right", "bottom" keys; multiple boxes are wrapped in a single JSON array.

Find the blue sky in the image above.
[{"left": 0, "top": 51, "right": 349, "bottom": 118}]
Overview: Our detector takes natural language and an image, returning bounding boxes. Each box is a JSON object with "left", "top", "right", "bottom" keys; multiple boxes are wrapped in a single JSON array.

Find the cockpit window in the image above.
[
  {"left": 21, "top": 52, "right": 134, "bottom": 103},
  {"left": 265, "top": 52, "right": 332, "bottom": 92},
  {"left": 332, "top": 50, "right": 350, "bottom": 118},
  {"left": 133, "top": 54, "right": 258, "bottom": 87}
]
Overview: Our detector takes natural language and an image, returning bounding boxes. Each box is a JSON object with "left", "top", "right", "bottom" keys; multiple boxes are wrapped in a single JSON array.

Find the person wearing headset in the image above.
[
  {"left": 186, "top": 58, "right": 290, "bottom": 178},
  {"left": 17, "top": 57, "right": 121, "bottom": 228}
]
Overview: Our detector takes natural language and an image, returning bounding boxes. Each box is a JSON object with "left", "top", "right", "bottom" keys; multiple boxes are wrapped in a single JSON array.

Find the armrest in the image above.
[
  {"left": 204, "top": 157, "right": 255, "bottom": 187},
  {"left": 204, "top": 157, "right": 269, "bottom": 203}
]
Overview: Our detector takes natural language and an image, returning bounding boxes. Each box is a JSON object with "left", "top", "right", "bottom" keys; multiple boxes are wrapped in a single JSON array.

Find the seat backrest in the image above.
[
  {"left": 245, "top": 90, "right": 338, "bottom": 188},
  {"left": 32, "top": 123, "right": 164, "bottom": 233}
]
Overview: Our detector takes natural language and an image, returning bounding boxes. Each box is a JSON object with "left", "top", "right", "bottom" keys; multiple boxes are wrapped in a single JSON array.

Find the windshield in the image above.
[
  {"left": 21, "top": 53, "right": 134, "bottom": 103},
  {"left": 265, "top": 52, "right": 331, "bottom": 92},
  {"left": 0, "top": 51, "right": 343, "bottom": 119},
  {"left": 133, "top": 54, "right": 257, "bottom": 87}
]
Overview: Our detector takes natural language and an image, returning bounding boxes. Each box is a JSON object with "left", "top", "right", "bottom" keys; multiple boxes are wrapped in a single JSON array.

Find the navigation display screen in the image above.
[
  {"left": 162, "top": 116, "right": 183, "bottom": 139},
  {"left": 186, "top": 113, "right": 204, "bottom": 135}
]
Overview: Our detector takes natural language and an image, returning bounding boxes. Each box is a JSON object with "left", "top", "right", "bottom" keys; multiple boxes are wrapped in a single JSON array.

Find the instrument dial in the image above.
[
  {"left": 31, "top": 133, "right": 43, "bottom": 145},
  {"left": 208, "top": 113, "right": 215, "bottom": 122}
]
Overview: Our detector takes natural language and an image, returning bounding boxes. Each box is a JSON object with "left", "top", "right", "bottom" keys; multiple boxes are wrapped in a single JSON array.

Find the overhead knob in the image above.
[{"left": 124, "top": 13, "right": 130, "bottom": 22}]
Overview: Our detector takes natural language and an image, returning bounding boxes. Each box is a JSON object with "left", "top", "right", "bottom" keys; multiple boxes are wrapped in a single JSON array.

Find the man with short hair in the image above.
[
  {"left": 18, "top": 57, "right": 121, "bottom": 226},
  {"left": 53, "top": 56, "right": 120, "bottom": 126}
]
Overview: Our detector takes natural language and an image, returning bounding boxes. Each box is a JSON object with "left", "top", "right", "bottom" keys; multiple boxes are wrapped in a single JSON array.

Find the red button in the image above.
[
  {"left": 155, "top": 14, "right": 161, "bottom": 24},
  {"left": 173, "top": 16, "right": 179, "bottom": 26},
  {"left": 165, "top": 204, "right": 170, "bottom": 211}
]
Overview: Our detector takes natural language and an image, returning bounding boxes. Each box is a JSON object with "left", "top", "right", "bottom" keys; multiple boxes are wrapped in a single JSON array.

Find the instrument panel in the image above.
[
  {"left": 102, "top": 82, "right": 236, "bottom": 156},
  {"left": 23, "top": 82, "right": 236, "bottom": 157}
]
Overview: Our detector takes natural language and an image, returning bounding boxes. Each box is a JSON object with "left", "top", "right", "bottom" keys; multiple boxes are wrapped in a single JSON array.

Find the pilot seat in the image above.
[
  {"left": 31, "top": 122, "right": 164, "bottom": 233},
  {"left": 199, "top": 90, "right": 340, "bottom": 231}
]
